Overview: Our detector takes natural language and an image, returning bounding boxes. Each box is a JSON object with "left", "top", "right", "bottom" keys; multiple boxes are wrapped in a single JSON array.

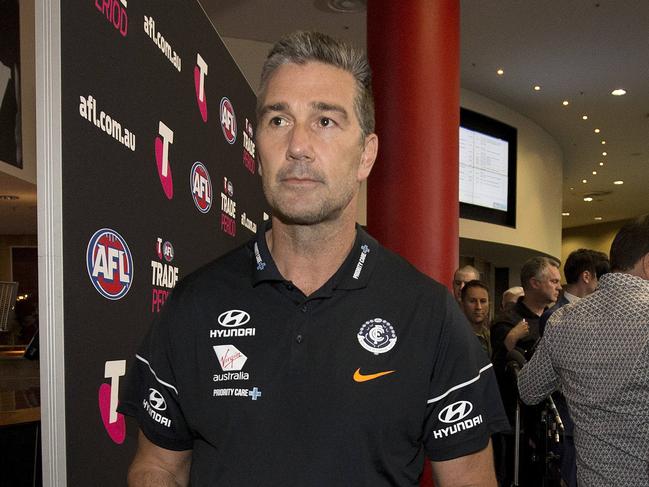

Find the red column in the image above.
[
  {"left": 366, "top": 0, "right": 460, "bottom": 290},
  {"left": 367, "top": 3, "right": 460, "bottom": 486}
]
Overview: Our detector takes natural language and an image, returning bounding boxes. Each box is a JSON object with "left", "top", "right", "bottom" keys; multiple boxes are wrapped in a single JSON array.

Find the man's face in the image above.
[
  {"left": 256, "top": 61, "right": 377, "bottom": 225},
  {"left": 461, "top": 286, "right": 489, "bottom": 327},
  {"left": 453, "top": 270, "right": 479, "bottom": 301},
  {"left": 533, "top": 265, "right": 562, "bottom": 304}
]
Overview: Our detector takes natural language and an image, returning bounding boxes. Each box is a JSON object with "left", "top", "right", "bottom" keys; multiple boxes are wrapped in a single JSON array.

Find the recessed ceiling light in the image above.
[
  {"left": 601, "top": 140, "right": 606, "bottom": 145},
  {"left": 533, "top": 85, "right": 541, "bottom": 91},
  {"left": 0, "top": 195, "right": 19, "bottom": 201},
  {"left": 584, "top": 197, "right": 593, "bottom": 202},
  {"left": 599, "top": 162, "right": 604, "bottom": 166},
  {"left": 594, "top": 216, "right": 603, "bottom": 221},
  {"left": 592, "top": 171, "right": 597, "bottom": 175},
  {"left": 594, "top": 128, "right": 600, "bottom": 133},
  {"left": 569, "top": 187, "right": 575, "bottom": 190},
  {"left": 613, "top": 180, "right": 624, "bottom": 185},
  {"left": 582, "top": 115, "right": 588, "bottom": 120},
  {"left": 611, "top": 89, "right": 626, "bottom": 96},
  {"left": 602, "top": 152, "right": 607, "bottom": 156},
  {"left": 497, "top": 68, "right": 504, "bottom": 76},
  {"left": 582, "top": 179, "right": 588, "bottom": 183},
  {"left": 562, "top": 100, "right": 569, "bottom": 106},
  {"left": 562, "top": 212, "right": 570, "bottom": 216}
]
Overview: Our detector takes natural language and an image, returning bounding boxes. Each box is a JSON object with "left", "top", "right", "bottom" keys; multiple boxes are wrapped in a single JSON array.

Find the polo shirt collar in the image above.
[{"left": 250, "top": 221, "right": 379, "bottom": 291}]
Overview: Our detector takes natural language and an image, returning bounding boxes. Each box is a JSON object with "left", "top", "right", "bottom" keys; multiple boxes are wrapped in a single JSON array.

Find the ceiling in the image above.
[
  {"left": 205, "top": 0, "right": 649, "bottom": 230},
  {"left": 1, "top": 0, "right": 648, "bottom": 234}
]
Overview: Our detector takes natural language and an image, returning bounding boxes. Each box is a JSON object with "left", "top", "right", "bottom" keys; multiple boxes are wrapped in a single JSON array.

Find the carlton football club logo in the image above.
[
  {"left": 220, "top": 96, "right": 237, "bottom": 144},
  {"left": 155, "top": 121, "right": 174, "bottom": 199},
  {"left": 190, "top": 162, "right": 212, "bottom": 213},
  {"left": 194, "top": 53, "right": 208, "bottom": 122},
  {"left": 357, "top": 318, "right": 397, "bottom": 355},
  {"left": 86, "top": 228, "right": 133, "bottom": 300}
]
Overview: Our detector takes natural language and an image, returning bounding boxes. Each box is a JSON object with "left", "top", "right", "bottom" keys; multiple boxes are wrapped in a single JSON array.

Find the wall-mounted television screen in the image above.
[{"left": 459, "top": 108, "right": 517, "bottom": 227}]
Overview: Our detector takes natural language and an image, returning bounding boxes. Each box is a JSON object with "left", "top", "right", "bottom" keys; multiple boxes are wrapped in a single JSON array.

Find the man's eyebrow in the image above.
[
  {"left": 312, "top": 102, "right": 349, "bottom": 119},
  {"left": 258, "top": 102, "right": 287, "bottom": 118}
]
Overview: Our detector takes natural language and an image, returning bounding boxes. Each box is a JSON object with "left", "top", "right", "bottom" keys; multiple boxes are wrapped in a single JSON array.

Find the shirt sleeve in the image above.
[
  {"left": 117, "top": 283, "right": 194, "bottom": 451},
  {"left": 423, "top": 292, "right": 510, "bottom": 461},
  {"left": 517, "top": 313, "right": 561, "bottom": 405}
]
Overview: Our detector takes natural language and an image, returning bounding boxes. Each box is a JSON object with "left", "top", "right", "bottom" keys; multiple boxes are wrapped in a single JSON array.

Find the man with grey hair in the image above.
[
  {"left": 490, "top": 256, "right": 562, "bottom": 486},
  {"left": 519, "top": 215, "right": 649, "bottom": 486},
  {"left": 120, "top": 31, "right": 508, "bottom": 486}
]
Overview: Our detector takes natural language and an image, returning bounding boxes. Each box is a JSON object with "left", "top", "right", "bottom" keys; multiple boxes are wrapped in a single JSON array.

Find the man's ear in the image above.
[
  {"left": 357, "top": 133, "right": 378, "bottom": 182},
  {"left": 581, "top": 270, "right": 592, "bottom": 284},
  {"left": 642, "top": 253, "right": 649, "bottom": 279}
]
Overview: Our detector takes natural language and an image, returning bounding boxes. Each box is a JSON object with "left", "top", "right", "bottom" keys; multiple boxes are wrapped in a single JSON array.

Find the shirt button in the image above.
[
  {"left": 301, "top": 305, "right": 308, "bottom": 313},
  {"left": 286, "top": 283, "right": 294, "bottom": 290},
  {"left": 296, "top": 334, "right": 303, "bottom": 344}
]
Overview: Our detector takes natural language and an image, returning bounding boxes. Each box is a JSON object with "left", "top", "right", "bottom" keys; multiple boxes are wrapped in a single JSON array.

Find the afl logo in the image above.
[
  {"left": 190, "top": 162, "right": 212, "bottom": 213},
  {"left": 86, "top": 228, "right": 133, "bottom": 300},
  {"left": 218, "top": 310, "right": 251, "bottom": 328},
  {"left": 162, "top": 241, "right": 174, "bottom": 262},
  {"left": 220, "top": 97, "right": 237, "bottom": 144},
  {"left": 357, "top": 318, "right": 397, "bottom": 355},
  {"left": 438, "top": 401, "right": 473, "bottom": 424},
  {"left": 148, "top": 388, "right": 167, "bottom": 411}
]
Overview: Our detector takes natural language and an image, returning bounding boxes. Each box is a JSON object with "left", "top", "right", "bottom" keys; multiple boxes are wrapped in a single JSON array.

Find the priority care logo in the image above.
[
  {"left": 190, "top": 162, "right": 212, "bottom": 213},
  {"left": 194, "top": 54, "right": 208, "bottom": 122},
  {"left": 155, "top": 121, "right": 174, "bottom": 199},
  {"left": 151, "top": 237, "right": 179, "bottom": 313},
  {"left": 95, "top": 0, "right": 128, "bottom": 37},
  {"left": 87, "top": 229, "right": 133, "bottom": 300},
  {"left": 242, "top": 118, "right": 256, "bottom": 173},
  {"left": 220, "top": 177, "right": 237, "bottom": 237},
  {"left": 220, "top": 97, "right": 237, "bottom": 144}
]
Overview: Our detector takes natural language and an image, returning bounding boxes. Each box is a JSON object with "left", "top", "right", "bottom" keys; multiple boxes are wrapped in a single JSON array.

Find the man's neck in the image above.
[
  {"left": 565, "top": 283, "right": 586, "bottom": 298},
  {"left": 521, "top": 295, "right": 547, "bottom": 317},
  {"left": 266, "top": 214, "right": 357, "bottom": 296}
]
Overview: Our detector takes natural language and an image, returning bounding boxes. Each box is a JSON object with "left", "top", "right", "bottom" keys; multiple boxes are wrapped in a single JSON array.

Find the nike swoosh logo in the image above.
[{"left": 353, "top": 368, "right": 396, "bottom": 383}]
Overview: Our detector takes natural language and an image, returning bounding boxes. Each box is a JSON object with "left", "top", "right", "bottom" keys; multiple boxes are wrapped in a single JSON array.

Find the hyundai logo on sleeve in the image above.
[
  {"left": 438, "top": 401, "right": 473, "bottom": 424},
  {"left": 148, "top": 388, "right": 167, "bottom": 411}
]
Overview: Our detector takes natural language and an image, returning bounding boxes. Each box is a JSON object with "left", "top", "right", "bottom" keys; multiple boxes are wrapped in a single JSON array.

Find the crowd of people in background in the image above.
[{"left": 454, "top": 215, "right": 649, "bottom": 487}]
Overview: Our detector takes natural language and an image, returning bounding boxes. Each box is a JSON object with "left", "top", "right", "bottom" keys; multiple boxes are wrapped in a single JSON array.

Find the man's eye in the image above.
[
  {"left": 270, "top": 117, "right": 286, "bottom": 127},
  {"left": 318, "top": 117, "right": 334, "bottom": 127}
]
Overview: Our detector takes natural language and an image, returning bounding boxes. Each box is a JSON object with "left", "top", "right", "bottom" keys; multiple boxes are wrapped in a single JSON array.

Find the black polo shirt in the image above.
[{"left": 119, "top": 224, "right": 509, "bottom": 486}]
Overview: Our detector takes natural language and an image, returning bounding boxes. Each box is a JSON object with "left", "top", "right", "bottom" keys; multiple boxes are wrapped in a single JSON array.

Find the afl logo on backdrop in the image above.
[
  {"left": 86, "top": 228, "right": 133, "bottom": 300},
  {"left": 190, "top": 162, "right": 212, "bottom": 213},
  {"left": 220, "top": 97, "right": 237, "bottom": 144}
]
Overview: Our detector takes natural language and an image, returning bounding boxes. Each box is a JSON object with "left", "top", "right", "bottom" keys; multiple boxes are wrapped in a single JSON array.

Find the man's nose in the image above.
[{"left": 287, "top": 122, "right": 314, "bottom": 161}]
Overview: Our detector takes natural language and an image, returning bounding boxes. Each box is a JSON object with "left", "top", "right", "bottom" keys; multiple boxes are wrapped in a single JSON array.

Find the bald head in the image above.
[{"left": 453, "top": 265, "right": 480, "bottom": 302}]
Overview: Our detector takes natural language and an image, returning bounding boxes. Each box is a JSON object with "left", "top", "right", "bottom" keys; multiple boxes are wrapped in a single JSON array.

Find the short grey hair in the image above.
[
  {"left": 520, "top": 256, "right": 560, "bottom": 290},
  {"left": 257, "top": 31, "right": 375, "bottom": 138}
]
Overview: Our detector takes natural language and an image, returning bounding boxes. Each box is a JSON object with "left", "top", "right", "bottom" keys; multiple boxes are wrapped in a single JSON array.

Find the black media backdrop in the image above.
[{"left": 61, "top": 1, "right": 268, "bottom": 484}]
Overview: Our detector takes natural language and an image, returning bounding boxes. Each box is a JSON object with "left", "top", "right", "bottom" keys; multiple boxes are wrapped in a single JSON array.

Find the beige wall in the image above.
[
  {"left": 560, "top": 218, "right": 630, "bottom": 275},
  {"left": 459, "top": 89, "right": 564, "bottom": 260},
  {"left": 0, "top": 234, "right": 37, "bottom": 281}
]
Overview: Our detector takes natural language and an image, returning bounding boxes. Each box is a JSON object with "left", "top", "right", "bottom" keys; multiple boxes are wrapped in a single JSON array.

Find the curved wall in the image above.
[{"left": 460, "top": 89, "right": 563, "bottom": 259}]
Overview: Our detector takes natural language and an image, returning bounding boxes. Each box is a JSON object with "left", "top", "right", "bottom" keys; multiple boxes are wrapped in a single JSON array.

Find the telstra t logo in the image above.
[
  {"left": 155, "top": 121, "right": 174, "bottom": 199},
  {"left": 194, "top": 53, "right": 208, "bottom": 122}
]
